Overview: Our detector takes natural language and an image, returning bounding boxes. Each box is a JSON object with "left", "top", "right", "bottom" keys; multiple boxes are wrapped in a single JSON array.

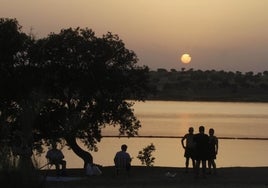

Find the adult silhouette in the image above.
[
  {"left": 208, "top": 128, "right": 219, "bottom": 175},
  {"left": 181, "top": 127, "right": 196, "bottom": 172},
  {"left": 193, "top": 125, "right": 209, "bottom": 178},
  {"left": 114, "top": 144, "right": 132, "bottom": 176},
  {"left": 46, "top": 142, "right": 67, "bottom": 176}
]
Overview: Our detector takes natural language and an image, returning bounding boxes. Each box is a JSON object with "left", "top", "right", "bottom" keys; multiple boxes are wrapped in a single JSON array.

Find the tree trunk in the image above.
[{"left": 65, "top": 135, "right": 93, "bottom": 169}]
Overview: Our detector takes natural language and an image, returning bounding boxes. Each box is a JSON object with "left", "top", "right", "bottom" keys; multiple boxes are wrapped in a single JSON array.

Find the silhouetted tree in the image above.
[
  {"left": 0, "top": 18, "right": 151, "bottom": 170},
  {"left": 0, "top": 18, "right": 36, "bottom": 171},
  {"left": 28, "top": 27, "right": 151, "bottom": 168}
]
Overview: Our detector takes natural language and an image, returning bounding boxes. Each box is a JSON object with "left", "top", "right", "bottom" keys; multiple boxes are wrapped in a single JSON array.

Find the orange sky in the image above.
[{"left": 1, "top": 0, "right": 268, "bottom": 73}]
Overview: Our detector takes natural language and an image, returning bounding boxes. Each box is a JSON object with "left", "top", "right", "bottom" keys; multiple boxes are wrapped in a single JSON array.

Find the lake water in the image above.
[{"left": 37, "top": 101, "right": 268, "bottom": 169}]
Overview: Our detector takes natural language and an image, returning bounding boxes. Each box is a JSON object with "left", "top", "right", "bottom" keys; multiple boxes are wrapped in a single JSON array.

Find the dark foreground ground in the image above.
[{"left": 41, "top": 166, "right": 268, "bottom": 188}]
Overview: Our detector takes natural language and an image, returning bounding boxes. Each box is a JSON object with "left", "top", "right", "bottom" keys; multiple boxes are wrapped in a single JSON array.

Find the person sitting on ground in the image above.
[
  {"left": 114, "top": 144, "right": 132, "bottom": 175},
  {"left": 46, "top": 142, "right": 67, "bottom": 176}
]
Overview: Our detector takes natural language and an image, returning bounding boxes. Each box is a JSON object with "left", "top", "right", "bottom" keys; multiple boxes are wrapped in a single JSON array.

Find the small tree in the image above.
[{"left": 137, "top": 143, "right": 156, "bottom": 166}]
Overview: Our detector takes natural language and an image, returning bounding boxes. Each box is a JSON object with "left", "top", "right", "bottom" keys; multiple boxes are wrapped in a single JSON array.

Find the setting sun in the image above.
[{"left": 181, "top": 54, "right": 191, "bottom": 64}]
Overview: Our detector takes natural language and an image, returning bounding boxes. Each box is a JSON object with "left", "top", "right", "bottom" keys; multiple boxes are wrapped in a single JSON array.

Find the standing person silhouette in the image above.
[
  {"left": 193, "top": 125, "right": 209, "bottom": 178},
  {"left": 181, "top": 127, "right": 196, "bottom": 173},
  {"left": 208, "top": 128, "right": 218, "bottom": 175}
]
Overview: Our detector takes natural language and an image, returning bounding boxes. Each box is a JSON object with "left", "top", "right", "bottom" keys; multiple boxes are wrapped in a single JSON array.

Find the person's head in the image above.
[
  {"left": 121, "top": 144, "right": 128, "bottom": 151},
  {"left": 209, "top": 128, "right": 214, "bottom": 136},
  {"left": 199, "top": 126, "right": 205, "bottom": 133},
  {"left": 189, "top": 127, "right": 194, "bottom": 134}
]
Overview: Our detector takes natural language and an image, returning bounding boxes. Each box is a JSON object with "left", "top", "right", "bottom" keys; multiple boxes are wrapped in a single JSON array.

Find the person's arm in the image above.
[
  {"left": 215, "top": 137, "right": 218, "bottom": 154},
  {"left": 181, "top": 135, "right": 186, "bottom": 149},
  {"left": 59, "top": 150, "right": 64, "bottom": 159},
  {"left": 114, "top": 152, "right": 118, "bottom": 164},
  {"left": 46, "top": 151, "right": 53, "bottom": 164},
  {"left": 45, "top": 150, "right": 50, "bottom": 159},
  {"left": 127, "top": 153, "right": 132, "bottom": 164}
]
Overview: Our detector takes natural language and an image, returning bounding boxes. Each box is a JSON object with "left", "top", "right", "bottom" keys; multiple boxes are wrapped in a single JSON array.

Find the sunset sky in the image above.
[{"left": 1, "top": 0, "right": 268, "bottom": 73}]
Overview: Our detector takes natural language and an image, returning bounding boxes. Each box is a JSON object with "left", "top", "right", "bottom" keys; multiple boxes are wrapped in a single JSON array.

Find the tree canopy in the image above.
[{"left": 0, "top": 18, "right": 151, "bottom": 169}]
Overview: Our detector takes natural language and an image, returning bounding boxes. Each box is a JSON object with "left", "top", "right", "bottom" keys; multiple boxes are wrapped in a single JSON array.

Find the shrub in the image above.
[{"left": 137, "top": 143, "right": 156, "bottom": 166}]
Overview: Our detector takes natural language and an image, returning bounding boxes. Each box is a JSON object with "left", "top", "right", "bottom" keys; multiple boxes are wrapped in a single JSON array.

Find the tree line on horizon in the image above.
[{"left": 147, "top": 68, "right": 268, "bottom": 102}]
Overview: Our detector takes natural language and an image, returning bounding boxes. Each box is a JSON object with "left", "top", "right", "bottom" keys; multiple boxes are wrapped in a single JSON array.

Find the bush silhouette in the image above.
[{"left": 137, "top": 143, "right": 156, "bottom": 166}]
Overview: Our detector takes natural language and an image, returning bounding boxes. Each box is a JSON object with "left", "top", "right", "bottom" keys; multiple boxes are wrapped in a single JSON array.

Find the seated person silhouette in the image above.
[
  {"left": 46, "top": 142, "right": 67, "bottom": 176},
  {"left": 114, "top": 144, "right": 132, "bottom": 175}
]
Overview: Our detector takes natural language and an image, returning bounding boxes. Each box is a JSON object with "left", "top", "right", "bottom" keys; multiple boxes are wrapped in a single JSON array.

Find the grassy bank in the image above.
[{"left": 42, "top": 166, "right": 268, "bottom": 188}]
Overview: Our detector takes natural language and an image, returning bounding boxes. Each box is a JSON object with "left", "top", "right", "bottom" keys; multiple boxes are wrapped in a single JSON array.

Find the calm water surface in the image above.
[{"left": 38, "top": 101, "right": 268, "bottom": 168}]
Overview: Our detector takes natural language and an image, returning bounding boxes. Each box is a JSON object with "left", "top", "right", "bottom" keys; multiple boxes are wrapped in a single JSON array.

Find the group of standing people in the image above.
[{"left": 181, "top": 125, "right": 218, "bottom": 178}]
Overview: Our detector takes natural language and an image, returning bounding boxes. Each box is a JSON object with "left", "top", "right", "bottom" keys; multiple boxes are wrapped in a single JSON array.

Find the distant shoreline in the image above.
[
  {"left": 145, "top": 99, "right": 268, "bottom": 103},
  {"left": 102, "top": 135, "right": 268, "bottom": 140}
]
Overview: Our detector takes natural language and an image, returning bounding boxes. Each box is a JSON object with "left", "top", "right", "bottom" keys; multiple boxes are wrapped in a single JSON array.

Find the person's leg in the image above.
[
  {"left": 126, "top": 163, "right": 131, "bottom": 177},
  {"left": 211, "top": 159, "right": 217, "bottom": 174},
  {"left": 61, "top": 160, "right": 66, "bottom": 171},
  {"left": 208, "top": 159, "right": 212, "bottom": 174},
  {"left": 59, "top": 160, "right": 67, "bottom": 175},
  {"left": 191, "top": 158, "right": 196, "bottom": 169},
  {"left": 195, "top": 160, "right": 200, "bottom": 178},
  {"left": 185, "top": 157, "right": 189, "bottom": 172},
  {"left": 55, "top": 163, "right": 60, "bottom": 176},
  {"left": 201, "top": 160, "right": 207, "bottom": 178}
]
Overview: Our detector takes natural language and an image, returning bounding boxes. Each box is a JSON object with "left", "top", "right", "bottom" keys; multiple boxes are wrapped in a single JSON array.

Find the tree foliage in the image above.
[
  {"left": 0, "top": 18, "right": 151, "bottom": 169},
  {"left": 0, "top": 18, "right": 35, "bottom": 170}
]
